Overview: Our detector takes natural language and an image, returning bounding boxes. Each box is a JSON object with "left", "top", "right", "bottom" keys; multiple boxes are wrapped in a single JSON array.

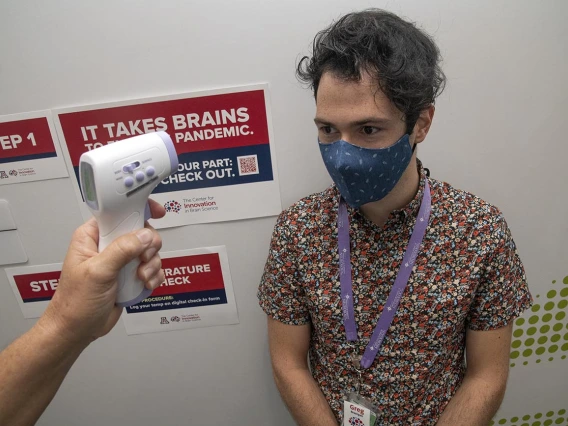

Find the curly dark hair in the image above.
[{"left": 297, "top": 9, "right": 446, "bottom": 134}]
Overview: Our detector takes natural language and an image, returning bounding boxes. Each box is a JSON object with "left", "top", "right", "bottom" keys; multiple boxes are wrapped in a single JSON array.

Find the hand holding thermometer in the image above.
[{"left": 79, "top": 131, "right": 179, "bottom": 307}]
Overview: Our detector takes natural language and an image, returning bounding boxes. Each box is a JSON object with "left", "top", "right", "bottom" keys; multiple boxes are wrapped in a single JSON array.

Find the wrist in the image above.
[{"left": 35, "top": 308, "right": 91, "bottom": 354}]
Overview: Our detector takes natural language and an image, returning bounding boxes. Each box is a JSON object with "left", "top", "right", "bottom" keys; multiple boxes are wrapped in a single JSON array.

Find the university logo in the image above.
[
  {"left": 0, "top": 171, "right": 8, "bottom": 179},
  {"left": 160, "top": 317, "right": 170, "bottom": 324}
]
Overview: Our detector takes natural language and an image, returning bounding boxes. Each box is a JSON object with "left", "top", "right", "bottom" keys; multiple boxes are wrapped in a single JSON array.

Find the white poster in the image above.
[
  {"left": 121, "top": 246, "right": 239, "bottom": 335},
  {"left": 53, "top": 84, "right": 282, "bottom": 229},
  {"left": 0, "top": 111, "right": 68, "bottom": 184},
  {"left": 5, "top": 263, "right": 62, "bottom": 318}
]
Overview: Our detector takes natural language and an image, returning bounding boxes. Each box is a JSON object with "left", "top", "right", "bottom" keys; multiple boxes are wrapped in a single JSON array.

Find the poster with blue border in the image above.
[
  {"left": 121, "top": 246, "right": 239, "bottom": 335},
  {"left": 54, "top": 84, "right": 281, "bottom": 228},
  {"left": 0, "top": 111, "right": 68, "bottom": 185}
]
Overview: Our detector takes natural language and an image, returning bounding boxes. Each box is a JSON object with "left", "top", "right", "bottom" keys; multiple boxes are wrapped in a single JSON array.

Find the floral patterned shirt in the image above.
[{"left": 258, "top": 162, "right": 532, "bottom": 425}]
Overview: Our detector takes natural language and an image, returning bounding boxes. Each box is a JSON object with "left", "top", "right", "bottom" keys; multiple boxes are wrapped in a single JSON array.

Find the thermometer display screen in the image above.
[{"left": 80, "top": 162, "right": 99, "bottom": 210}]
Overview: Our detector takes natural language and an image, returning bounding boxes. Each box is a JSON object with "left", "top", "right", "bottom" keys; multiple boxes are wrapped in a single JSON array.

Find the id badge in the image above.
[{"left": 343, "top": 393, "right": 378, "bottom": 426}]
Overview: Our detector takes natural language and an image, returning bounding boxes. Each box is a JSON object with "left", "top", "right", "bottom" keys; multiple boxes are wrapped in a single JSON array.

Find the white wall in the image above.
[{"left": 0, "top": 1, "right": 566, "bottom": 425}]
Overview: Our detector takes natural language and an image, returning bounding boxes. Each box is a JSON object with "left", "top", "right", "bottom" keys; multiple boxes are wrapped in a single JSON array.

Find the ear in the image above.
[{"left": 411, "top": 105, "right": 435, "bottom": 145}]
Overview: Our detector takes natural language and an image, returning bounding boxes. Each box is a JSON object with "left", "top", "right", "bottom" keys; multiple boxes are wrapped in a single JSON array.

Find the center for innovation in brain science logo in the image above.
[
  {"left": 509, "top": 275, "right": 568, "bottom": 368},
  {"left": 164, "top": 200, "right": 182, "bottom": 213}
]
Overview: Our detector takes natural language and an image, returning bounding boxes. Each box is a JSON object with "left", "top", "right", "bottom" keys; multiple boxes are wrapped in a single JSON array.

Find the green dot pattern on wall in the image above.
[
  {"left": 510, "top": 276, "right": 568, "bottom": 367},
  {"left": 489, "top": 408, "right": 568, "bottom": 425}
]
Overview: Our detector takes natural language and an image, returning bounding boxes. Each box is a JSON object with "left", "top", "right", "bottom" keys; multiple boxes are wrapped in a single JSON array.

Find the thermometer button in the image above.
[
  {"left": 135, "top": 171, "right": 145, "bottom": 182},
  {"left": 123, "top": 161, "right": 141, "bottom": 173},
  {"left": 124, "top": 176, "right": 134, "bottom": 187},
  {"left": 146, "top": 166, "right": 155, "bottom": 177}
]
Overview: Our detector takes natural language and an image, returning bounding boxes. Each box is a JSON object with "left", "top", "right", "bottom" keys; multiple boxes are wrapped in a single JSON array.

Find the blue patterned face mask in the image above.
[{"left": 318, "top": 134, "right": 413, "bottom": 208}]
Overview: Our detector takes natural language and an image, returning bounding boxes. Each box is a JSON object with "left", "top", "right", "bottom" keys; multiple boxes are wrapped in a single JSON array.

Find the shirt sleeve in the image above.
[
  {"left": 467, "top": 213, "right": 532, "bottom": 331},
  {"left": 257, "top": 210, "right": 311, "bottom": 325}
]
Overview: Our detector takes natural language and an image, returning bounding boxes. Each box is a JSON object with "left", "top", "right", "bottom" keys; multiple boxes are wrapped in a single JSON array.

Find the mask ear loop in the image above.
[{"left": 411, "top": 140, "right": 430, "bottom": 176}]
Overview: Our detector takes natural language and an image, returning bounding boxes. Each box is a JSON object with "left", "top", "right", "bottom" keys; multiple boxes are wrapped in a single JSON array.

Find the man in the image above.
[
  {"left": 258, "top": 9, "right": 531, "bottom": 426},
  {"left": 0, "top": 200, "right": 165, "bottom": 426}
]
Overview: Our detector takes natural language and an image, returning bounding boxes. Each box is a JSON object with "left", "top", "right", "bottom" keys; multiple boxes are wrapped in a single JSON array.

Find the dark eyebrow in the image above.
[
  {"left": 352, "top": 117, "right": 391, "bottom": 126},
  {"left": 313, "top": 118, "right": 331, "bottom": 126},
  {"left": 313, "top": 117, "right": 391, "bottom": 126}
]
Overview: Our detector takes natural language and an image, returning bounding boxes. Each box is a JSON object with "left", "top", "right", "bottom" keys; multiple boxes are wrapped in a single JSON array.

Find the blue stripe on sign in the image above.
[
  {"left": 125, "top": 288, "right": 228, "bottom": 314},
  {"left": 22, "top": 296, "right": 53, "bottom": 303},
  {"left": 0, "top": 151, "right": 57, "bottom": 164},
  {"left": 153, "top": 144, "right": 274, "bottom": 193}
]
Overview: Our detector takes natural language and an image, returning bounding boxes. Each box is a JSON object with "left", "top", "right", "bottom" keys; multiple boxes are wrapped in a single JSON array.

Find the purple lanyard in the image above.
[{"left": 338, "top": 179, "right": 431, "bottom": 369}]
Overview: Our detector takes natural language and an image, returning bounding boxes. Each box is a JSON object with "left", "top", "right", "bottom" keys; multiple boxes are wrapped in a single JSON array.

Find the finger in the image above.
[
  {"left": 138, "top": 256, "right": 162, "bottom": 290},
  {"left": 140, "top": 224, "right": 162, "bottom": 262},
  {"left": 148, "top": 198, "right": 166, "bottom": 219},
  {"left": 88, "top": 228, "right": 154, "bottom": 284},
  {"left": 138, "top": 254, "right": 162, "bottom": 282},
  {"left": 145, "top": 268, "right": 165, "bottom": 291}
]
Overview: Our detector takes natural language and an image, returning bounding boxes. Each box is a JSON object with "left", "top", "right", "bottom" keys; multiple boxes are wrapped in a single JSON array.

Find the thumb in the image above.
[{"left": 89, "top": 228, "right": 154, "bottom": 282}]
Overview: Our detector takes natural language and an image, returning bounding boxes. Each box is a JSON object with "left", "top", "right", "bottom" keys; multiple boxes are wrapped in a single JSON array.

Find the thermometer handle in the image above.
[{"left": 98, "top": 209, "right": 152, "bottom": 307}]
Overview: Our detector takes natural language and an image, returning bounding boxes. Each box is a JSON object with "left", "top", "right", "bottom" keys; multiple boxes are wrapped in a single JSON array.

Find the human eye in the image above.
[
  {"left": 361, "top": 126, "right": 381, "bottom": 136},
  {"left": 318, "top": 125, "right": 339, "bottom": 142},
  {"left": 320, "top": 125, "right": 337, "bottom": 135}
]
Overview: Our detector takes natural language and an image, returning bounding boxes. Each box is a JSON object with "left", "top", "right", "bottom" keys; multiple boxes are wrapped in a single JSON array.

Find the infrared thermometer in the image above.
[{"left": 79, "top": 131, "right": 179, "bottom": 307}]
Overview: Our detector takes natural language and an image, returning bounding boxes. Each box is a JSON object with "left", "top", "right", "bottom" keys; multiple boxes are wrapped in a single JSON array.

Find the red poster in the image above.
[
  {"left": 152, "top": 253, "right": 225, "bottom": 297},
  {"left": 57, "top": 90, "right": 269, "bottom": 166},
  {"left": 0, "top": 111, "right": 68, "bottom": 184},
  {"left": 13, "top": 270, "right": 61, "bottom": 302}
]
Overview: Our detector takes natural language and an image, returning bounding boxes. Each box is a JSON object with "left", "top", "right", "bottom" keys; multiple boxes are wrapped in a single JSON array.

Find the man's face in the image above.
[{"left": 314, "top": 71, "right": 408, "bottom": 148}]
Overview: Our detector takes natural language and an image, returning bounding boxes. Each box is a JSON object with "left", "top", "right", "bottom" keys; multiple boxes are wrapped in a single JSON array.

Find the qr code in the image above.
[{"left": 237, "top": 155, "right": 259, "bottom": 176}]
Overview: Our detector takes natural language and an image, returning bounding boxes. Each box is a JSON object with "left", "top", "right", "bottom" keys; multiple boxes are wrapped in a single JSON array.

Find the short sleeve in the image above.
[
  {"left": 257, "top": 211, "right": 310, "bottom": 325},
  {"left": 467, "top": 214, "right": 532, "bottom": 330}
]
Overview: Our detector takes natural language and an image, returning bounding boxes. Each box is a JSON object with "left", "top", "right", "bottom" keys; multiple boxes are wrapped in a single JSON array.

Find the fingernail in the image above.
[{"left": 136, "top": 228, "right": 153, "bottom": 244}]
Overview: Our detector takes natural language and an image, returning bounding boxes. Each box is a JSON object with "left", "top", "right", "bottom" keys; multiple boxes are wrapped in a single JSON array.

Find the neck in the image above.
[{"left": 359, "top": 157, "right": 420, "bottom": 227}]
